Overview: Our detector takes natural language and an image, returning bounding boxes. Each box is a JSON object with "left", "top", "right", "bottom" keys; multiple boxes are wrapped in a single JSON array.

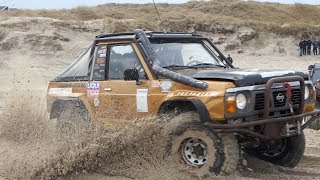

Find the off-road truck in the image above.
[
  {"left": 47, "top": 29, "right": 320, "bottom": 177},
  {"left": 306, "top": 63, "right": 320, "bottom": 130}
]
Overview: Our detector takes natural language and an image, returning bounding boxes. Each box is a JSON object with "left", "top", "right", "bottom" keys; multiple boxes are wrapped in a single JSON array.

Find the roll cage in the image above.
[
  {"left": 53, "top": 29, "right": 233, "bottom": 90},
  {"left": 95, "top": 30, "right": 234, "bottom": 69}
]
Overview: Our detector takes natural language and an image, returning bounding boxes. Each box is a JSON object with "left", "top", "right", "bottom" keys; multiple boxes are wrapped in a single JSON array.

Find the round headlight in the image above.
[
  {"left": 305, "top": 86, "right": 310, "bottom": 100},
  {"left": 236, "top": 93, "right": 247, "bottom": 109}
]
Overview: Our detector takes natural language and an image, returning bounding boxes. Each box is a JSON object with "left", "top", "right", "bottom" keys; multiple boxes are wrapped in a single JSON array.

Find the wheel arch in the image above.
[
  {"left": 49, "top": 98, "right": 90, "bottom": 120},
  {"left": 158, "top": 99, "right": 211, "bottom": 123}
]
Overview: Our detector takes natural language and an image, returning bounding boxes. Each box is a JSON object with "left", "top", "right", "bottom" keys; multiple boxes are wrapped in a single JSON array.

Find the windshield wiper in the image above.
[
  {"left": 190, "top": 63, "right": 226, "bottom": 68},
  {"left": 162, "top": 65, "right": 198, "bottom": 70},
  {"left": 162, "top": 63, "right": 226, "bottom": 70}
]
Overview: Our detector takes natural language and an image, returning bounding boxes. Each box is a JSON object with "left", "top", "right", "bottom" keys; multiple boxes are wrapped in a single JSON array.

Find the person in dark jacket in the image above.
[
  {"left": 303, "top": 40, "right": 307, "bottom": 55},
  {"left": 227, "top": 54, "right": 233, "bottom": 64},
  {"left": 312, "top": 39, "right": 318, "bottom": 55},
  {"left": 299, "top": 40, "right": 304, "bottom": 56},
  {"left": 318, "top": 40, "right": 320, "bottom": 55},
  {"left": 307, "top": 39, "right": 312, "bottom": 55}
]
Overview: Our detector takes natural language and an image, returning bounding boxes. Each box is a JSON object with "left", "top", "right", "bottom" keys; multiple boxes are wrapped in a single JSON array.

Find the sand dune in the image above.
[{"left": 0, "top": 16, "right": 320, "bottom": 179}]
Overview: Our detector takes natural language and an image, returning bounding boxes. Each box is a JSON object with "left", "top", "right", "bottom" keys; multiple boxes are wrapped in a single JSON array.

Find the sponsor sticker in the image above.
[
  {"left": 96, "top": 58, "right": 105, "bottom": 64},
  {"left": 94, "top": 97, "right": 100, "bottom": 107},
  {"left": 94, "top": 64, "right": 100, "bottom": 70},
  {"left": 161, "top": 80, "right": 172, "bottom": 92},
  {"left": 151, "top": 80, "right": 161, "bottom": 88},
  {"left": 48, "top": 88, "right": 72, "bottom": 96},
  {"left": 167, "top": 91, "right": 219, "bottom": 98},
  {"left": 58, "top": 83, "right": 86, "bottom": 88},
  {"left": 136, "top": 89, "right": 148, "bottom": 112},
  {"left": 87, "top": 82, "right": 101, "bottom": 97}
]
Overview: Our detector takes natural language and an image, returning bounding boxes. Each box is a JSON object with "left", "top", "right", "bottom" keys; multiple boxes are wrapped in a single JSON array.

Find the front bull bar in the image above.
[{"left": 207, "top": 76, "right": 320, "bottom": 139}]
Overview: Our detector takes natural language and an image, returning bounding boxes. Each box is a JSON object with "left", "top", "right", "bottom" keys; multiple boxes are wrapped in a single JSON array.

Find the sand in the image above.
[{"left": 0, "top": 16, "right": 320, "bottom": 179}]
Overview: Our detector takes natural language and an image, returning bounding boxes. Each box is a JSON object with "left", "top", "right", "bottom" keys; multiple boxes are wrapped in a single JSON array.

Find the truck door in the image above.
[{"left": 93, "top": 43, "right": 152, "bottom": 125}]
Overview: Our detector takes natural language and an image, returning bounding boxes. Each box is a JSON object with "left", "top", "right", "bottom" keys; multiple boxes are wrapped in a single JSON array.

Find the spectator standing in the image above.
[
  {"left": 307, "top": 39, "right": 312, "bottom": 55},
  {"left": 318, "top": 39, "right": 320, "bottom": 55},
  {"left": 303, "top": 39, "right": 307, "bottom": 55},
  {"left": 299, "top": 40, "right": 304, "bottom": 56},
  {"left": 312, "top": 39, "right": 318, "bottom": 55},
  {"left": 227, "top": 54, "right": 233, "bottom": 63}
]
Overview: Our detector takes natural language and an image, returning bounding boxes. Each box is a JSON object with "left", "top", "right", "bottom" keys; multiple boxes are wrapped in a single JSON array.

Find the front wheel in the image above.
[
  {"left": 307, "top": 115, "right": 320, "bottom": 130},
  {"left": 252, "top": 133, "right": 305, "bottom": 168},
  {"left": 164, "top": 113, "right": 239, "bottom": 177}
]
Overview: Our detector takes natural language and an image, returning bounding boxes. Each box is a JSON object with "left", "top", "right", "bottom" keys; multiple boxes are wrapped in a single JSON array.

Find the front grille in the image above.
[
  {"left": 255, "top": 93, "right": 265, "bottom": 110},
  {"left": 273, "top": 91, "right": 287, "bottom": 107},
  {"left": 254, "top": 89, "right": 301, "bottom": 111}
]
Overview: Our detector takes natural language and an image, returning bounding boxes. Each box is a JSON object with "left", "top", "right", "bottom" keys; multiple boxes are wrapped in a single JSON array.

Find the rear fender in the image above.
[{"left": 49, "top": 98, "right": 90, "bottom": 119}]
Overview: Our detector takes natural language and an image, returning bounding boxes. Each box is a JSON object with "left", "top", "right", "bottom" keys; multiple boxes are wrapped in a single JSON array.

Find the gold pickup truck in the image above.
[{"left": 47, "top": 29, "right": 320, "bottom": 177}]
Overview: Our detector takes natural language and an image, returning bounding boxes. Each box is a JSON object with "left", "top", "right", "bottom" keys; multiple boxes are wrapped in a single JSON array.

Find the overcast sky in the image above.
[{"left": 0, "top": 0, "right": 318, "bottom": 9}]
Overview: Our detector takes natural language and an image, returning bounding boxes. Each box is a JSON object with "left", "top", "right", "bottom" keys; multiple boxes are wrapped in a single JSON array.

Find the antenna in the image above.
[{"left": 152, "top": 0, "right": 165, "bottom": 32}]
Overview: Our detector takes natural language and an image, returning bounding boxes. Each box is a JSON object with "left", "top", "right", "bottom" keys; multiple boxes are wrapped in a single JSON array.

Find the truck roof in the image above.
[{"left": 95, "top": 31, "right": 204, "bottom": 41}]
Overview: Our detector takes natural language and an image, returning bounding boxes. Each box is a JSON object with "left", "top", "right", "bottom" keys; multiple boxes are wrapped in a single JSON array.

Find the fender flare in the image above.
[
  {"left": 158, "top": 99, "right": 211, "bottom": 123},
  {"left": 49, "top": 98, "right": 89, "bottom": 119}
]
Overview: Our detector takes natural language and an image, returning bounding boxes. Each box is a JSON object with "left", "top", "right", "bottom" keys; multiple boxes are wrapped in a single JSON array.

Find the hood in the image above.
[{"left": 179, "top": 69, "right": 308, "bottom": 87}]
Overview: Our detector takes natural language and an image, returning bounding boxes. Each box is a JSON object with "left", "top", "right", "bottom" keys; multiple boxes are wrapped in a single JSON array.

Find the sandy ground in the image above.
[{"left": 0, "top": 17, "right": 320, "bottom": 179}]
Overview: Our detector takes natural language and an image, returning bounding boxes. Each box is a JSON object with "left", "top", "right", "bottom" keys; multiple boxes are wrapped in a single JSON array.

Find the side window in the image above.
[{"left": 108, "top": 44, "right": 147, "bottom": 80}]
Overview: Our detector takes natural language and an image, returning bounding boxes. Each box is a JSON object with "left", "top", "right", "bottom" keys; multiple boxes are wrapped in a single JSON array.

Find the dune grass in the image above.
[{"left": 1, "top": 0, "right": 319, "bottom": 37}]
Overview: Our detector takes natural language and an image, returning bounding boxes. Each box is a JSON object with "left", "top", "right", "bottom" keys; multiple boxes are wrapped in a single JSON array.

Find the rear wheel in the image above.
[
  {"left": 57, "top": 101, "right": 91, "bottom": 137},
  {"left": 164, "top": 112, "right": 239, "bottom": 177}
]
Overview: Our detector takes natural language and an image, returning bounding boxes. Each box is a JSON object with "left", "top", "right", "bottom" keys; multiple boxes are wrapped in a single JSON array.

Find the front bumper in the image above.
[
  {"left": 212, "top": 76, "right": 320, "bottom": 139},
  {"left": 207, "top": 110, "right": 320, "bottom": 139}
]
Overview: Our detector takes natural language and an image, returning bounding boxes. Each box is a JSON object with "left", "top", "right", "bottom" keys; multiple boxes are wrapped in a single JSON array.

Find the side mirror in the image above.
[
  {"left": 124, "top": 68, "right": 141, "bottom": 85},
  {"left": 308, "top": 65, "right": 315, "bottom": 71},
  {"left": 308, "top": 65, "right": 314, "bottom": 78},
  {"left": 316, "top": 80, "right": 320, "bottom": 87}
]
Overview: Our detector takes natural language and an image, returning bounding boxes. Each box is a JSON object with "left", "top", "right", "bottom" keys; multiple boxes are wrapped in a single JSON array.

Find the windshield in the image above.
[{"left": 152, "top": 42, "right": 225, "bottom": 69}]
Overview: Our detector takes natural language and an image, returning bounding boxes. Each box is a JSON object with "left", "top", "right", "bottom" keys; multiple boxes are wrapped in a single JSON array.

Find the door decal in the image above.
[
  {"left": 136, "top": 89, "right": 148, "bottom": 112},
  {"left": 87, "top": 81, "right": 101, "bottom": 97}
]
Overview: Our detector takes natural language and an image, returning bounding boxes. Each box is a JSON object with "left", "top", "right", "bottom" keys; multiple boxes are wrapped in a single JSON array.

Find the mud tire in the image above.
[
  {"left": 56, "top": 101, "right": 91, "bottom": 136},
  {"left": 220, "top": 133, "right": 241, "bottom": 174},
  {"left": 164, "top": 112, "right": 239, "bottom": 177},
  {"left": 308, "top": 115, "right": 320, "bottom": 130},
  {"left": 254, "top": 133, "right": 305, "bottom": 168}
]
